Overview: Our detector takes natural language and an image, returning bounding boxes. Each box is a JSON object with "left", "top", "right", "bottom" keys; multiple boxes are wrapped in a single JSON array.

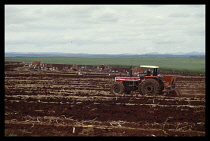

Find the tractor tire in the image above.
[
  {"left": 139, "top": 79, "right": 160, "bottom": 95},
  {"left": 110, "top": 82, "right": 125, "bottom": 95}
]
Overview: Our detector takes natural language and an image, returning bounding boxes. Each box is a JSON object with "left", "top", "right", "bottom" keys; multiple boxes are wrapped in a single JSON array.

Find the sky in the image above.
[{"left": 5, "top": 5, "right": 205, "bottom": 54}]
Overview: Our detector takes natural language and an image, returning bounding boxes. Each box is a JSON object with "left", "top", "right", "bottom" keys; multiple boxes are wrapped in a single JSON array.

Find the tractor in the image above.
[{"left": 110, "top": 65, "right": 181, "bottom": 96}]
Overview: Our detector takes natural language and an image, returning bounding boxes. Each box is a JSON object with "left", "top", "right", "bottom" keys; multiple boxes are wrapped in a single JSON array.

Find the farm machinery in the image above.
[{"left": 110, "top": 65, "right": 181, "bottom": 96}]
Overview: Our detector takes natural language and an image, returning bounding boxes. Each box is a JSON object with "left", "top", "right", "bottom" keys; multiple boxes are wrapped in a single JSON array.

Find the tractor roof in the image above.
[{"left": 140, "top": 65, "right": 159, "bottom": 68}]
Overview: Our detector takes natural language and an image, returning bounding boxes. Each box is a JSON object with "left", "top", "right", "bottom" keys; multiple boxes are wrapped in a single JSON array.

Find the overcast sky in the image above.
[{"left": 5, "top": 5, "right": 205, "bottom": 54}]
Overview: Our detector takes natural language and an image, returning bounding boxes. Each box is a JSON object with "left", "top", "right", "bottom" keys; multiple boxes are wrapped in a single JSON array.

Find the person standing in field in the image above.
[{"left": 146, "top": 71, "right": 152, "bottom": 76}]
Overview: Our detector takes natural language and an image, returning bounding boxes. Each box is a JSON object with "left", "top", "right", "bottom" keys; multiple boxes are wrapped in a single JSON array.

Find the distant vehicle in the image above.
[
  {"left": 31, "top": 61, "right": 41, "bottom": 69},
  {"left": 71, "top": 65, "right": 78, "bottom": 71},
  {"left": 99, "top": 64, "right": 106, "bottom": 70}
]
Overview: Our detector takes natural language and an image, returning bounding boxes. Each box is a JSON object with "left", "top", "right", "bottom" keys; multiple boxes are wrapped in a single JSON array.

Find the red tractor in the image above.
[{"left": 110, "top": 65, "right": 181, "bottom": 96}]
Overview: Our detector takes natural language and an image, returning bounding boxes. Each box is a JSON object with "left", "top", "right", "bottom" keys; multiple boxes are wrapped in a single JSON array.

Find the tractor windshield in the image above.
[{"left": 139, "top": 65, "right": 159, "bottom": 76}]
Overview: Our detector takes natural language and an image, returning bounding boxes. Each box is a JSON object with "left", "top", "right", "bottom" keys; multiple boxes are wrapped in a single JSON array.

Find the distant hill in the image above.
[{"left": 5, "top": 52, "right": 205, "bottom": 58}]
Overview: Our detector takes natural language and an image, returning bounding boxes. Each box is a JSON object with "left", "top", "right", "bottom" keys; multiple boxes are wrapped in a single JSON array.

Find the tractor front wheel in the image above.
[{"left": 110, "top": 82, "right": 125, "bottom": 95}]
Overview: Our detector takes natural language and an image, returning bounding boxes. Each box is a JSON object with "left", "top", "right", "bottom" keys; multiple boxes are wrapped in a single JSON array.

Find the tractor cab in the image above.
[
  {"left": 140, "top": 65, "right": 159, "bottom": 76},
  {"left": 139, "top": 65, "right": 162, "bottom": 81}
]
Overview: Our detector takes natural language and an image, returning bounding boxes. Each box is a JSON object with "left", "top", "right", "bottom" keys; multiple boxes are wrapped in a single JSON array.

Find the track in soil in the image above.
[{"left": 4, "top": 62, "right": 205, "bottom": 136}]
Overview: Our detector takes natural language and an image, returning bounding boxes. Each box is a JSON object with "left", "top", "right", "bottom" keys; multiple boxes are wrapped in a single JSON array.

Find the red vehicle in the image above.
[{"left": 110, "top": 65, "right": 181, "bottom": 96}]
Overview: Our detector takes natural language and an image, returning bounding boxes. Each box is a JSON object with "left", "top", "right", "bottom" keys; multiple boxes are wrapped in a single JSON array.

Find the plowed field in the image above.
[{"left": 4, "top": 62, "right": 205, "bottom": 136}]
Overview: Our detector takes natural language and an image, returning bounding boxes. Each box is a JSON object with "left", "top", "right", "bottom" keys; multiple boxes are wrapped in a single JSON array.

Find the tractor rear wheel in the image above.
[
  {"left": 110, "top": 82, "right": 125, "bottom": 95},
  {"left": 139, "top": 79, "right": 160, "bottom": 95}
]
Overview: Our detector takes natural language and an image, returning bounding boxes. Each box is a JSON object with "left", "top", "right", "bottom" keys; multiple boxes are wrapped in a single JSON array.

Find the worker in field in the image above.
[{"left": 146, "top": 71, "right": 152, "bottom": 76}]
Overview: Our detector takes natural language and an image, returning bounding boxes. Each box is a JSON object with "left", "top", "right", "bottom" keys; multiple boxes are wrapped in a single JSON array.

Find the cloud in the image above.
[
  {"left": 5, "top": 5, "right": 205, "bottom": 54},
  {"left": 168, "top": 13, "right": 191, "bottom": 18}
]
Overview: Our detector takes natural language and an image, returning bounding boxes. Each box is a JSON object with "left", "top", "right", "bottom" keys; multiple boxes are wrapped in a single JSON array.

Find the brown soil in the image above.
[{"left": 4, "top": 62, "right": 205, "bottom": 136}]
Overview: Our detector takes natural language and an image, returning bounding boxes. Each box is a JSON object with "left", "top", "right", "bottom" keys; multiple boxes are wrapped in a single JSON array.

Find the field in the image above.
[
  {"left": 4, "top": 62, "right": 205, "bottom": 136},
  {"left": 5, "top": 57, "right": 205, "bottom": 74}
]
